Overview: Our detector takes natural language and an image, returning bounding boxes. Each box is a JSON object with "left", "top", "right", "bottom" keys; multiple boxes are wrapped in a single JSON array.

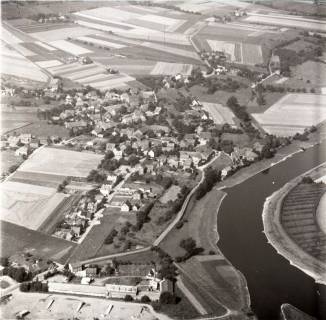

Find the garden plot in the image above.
[
  {"left": 207, "top": 40, "right": 236, "bottom": 60},
  {"left": 241, "top": 43, "right": 263, "bottom": 65},
  {"left": 1, "top": 43, "right": 48, "bottom": 82},
  {"left": 76, "top": 36, "right": 126, "bottom": 49},
  {"left": 252, "top": 93, "right": 326, "bottom": 136},
  {"left": 35, "top": 60, "right": 63, "bottom": 68},
  {"left": 151, "top": 62, "right": 193, "bottom": 76},
  {"left": 201, "top": 102, "right": 236, "bottom": 126},
  {"left": 30, "top": 26, "right": 101, "bottom": 42},
  {"left": 49, "top": 40, "right": 92, "bottom": 55},
  {"left": 0, "top": 181, "right": 67, "bottom": 230},
  {"left": 18, "top": 147, "right": 104, "bottom": 178}
]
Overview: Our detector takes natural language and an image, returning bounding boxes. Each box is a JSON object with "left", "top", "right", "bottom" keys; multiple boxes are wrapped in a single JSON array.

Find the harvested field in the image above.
[
  {"left": 76, "top": 35, "right": 126, "bottom": 49},
  {"left": 1, "top": 43, "right": 49, "bottom": 83},
  {"left": 74, "top": 19, "right": 128, "bottom": 33},
  {"left": 0, "top": 180, "right": 67, "bottom": 231},
  {"left": 49, "top": 39, "right": 92, "bottom": 55},
  {"left": 18, "top": 147, "right": 103, "bottom": 177},
  {"left": 35, "top": 60, "right": 63, "bottom": 68},
  {"left": 0, "top": 220, "right": 76, "bottom": 264},
  {"left": 242, "top": 43, "right": 263, "bottom": 65},
  {"left": 12, "top": 121, "right": 69, "bottom": 138},
  {"left": 151, "top": 62, "right": 193, "bottom": 76},
  {"left": 30, "top": 26, "right": 101, "bottom": 42},
  {"left": 245, "top": 13, "right": 326, "bottom": 32},
  {"left": 1, "top": 26, "right": 23, "bottom": 44},
  {"left": 201, "top": 102, "right": 236, "bottom": 126},
  {"left": 252, "top": 93, "right": 326, "bottom": 136}
]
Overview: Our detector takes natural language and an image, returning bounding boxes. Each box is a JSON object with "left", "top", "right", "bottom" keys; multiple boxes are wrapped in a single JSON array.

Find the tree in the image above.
[
  {"left": 180, "top": 238, "right": 196, "bottom": 253},
  {"left": 159, "top": 292, "right": 177, "bottom": 304}
]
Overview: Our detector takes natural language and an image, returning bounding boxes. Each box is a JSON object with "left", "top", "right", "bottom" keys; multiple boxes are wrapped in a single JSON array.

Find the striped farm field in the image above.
[
  {"left": 281, "top": 182, "right": 326, "bottom": 261},
  {"left": 76, "top": 36, "right": 126, "bottom": 49},
  {"left": 151, "top": 62, "right": 193, "bottom": 76},
  {"left": 75, "top": 19, "right": 130, "bottom": 33},
  {"left": 49, "top": 39, "right": 92, "bottom": 55},
  {"left": 90, "top": 74, "right": 135, "bottom": 90},
  {"left": 68, "top": 66, "right": 107, "bottom": 81}
]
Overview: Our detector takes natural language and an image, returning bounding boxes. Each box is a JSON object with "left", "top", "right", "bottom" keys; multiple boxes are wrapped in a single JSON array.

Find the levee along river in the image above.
[{"left": 217, "top": 142, "right": 326, "bottom": 320}]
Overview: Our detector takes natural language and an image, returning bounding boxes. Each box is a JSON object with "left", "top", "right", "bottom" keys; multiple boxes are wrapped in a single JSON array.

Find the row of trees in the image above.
[
  {"left": 196, "top": 168, "right": 221, "bottom": 200},
  {"left": 20, "top": 281, "right": 48, "bottom": 293}
]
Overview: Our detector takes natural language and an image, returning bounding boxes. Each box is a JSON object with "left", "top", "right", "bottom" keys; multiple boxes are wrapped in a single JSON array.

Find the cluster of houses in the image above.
[
  {"left": 53, "top": 193, "right": 104, "bottom": 241},
  {"left": 1, "top": 133, "right": 60, "bottom": 157}
]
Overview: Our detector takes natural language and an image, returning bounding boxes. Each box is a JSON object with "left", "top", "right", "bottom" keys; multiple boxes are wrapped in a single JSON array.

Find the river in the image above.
[{"left": 217, "top": 141, "right": 326, "bottom": 320}]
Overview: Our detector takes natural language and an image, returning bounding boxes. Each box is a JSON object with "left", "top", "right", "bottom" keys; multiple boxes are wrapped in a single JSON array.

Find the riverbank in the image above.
[{"left": 262, "top": 162, "right": 326, "bottom": 285}]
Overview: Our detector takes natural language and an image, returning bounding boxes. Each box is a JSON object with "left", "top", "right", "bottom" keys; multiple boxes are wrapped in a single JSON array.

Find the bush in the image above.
[
  {"left": 124, "top": 294, "right": 134, "bottom": 302},
  {"left": 140, "top": 295, "right": 151, "bottom": 303}
]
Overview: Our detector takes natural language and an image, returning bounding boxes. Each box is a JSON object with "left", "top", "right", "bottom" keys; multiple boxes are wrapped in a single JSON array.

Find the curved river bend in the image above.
[{"left": 218, "top": 142, "right": 326, "bottom": 320}]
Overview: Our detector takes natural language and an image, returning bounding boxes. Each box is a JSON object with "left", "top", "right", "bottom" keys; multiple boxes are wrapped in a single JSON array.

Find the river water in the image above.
[{"left": 218, "top": 141, "right": 326, "bottom": 320}]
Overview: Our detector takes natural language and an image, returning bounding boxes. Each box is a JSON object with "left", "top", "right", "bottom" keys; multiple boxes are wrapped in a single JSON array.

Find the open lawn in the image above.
[
  {"left": 160, "top": 185, "right": 181, "bottom": 204},
  {"left": 18, "top": 147, "right": 104, "bottom": 178},
  {"left": 0, "top": 220, "right": 75, "bottom": 264}
]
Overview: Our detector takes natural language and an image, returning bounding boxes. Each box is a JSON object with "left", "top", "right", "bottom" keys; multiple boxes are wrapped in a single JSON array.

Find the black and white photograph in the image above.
[{"left": 0, "top": 0, "right": 326, "bottom": 319}]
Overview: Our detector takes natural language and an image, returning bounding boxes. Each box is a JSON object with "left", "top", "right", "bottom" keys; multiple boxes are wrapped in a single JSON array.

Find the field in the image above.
[
  {"left": 317, "top": 193, "right": 326, "bottom": 236},
  {"left": 0, "top": 220, "right": 75, "bottom": 264},
  {"left": 1, "top": 291, "right": 157, "bottom": 320},
  {"left": 160, "top": 185, "right": 181, "bottom": 204},
  {"left": 290, "top": 60, "right": 326, "bottom": 88},
  {"left": 9, "top": 171, "right": 66, "bottom": 189},
  {"left": 201, "top": 102, "right": 236, "bottom": 127},
  {"left": 49, "top": 39, "right": 92, "bottom": 55},
  {"left": 18, "top": 147, "right": 103, "bottom": 178},
  {"left": 47, "top": 62, "right": 136, "bottom": 91},
  {"left": 252, "top": 93, "right": 326, "bottom": 136},
  {"left": 150, "top": 62, "right": 193, "bottom": 76},
  {"left": 1, "top": 150, "right": 24, "bottom": 176},
  {"left": 245, "top": 13, "right": 326, "bottom": 32},
  {"left": 76, "top": 35, "right": 126, "bottom": 49},
  {"left": 281, "top": 183, "right": 326, "bottom": 261},
  {"left": 1, "top": 42, "right": 49, "bottom": 83},
  {"left": 35, "top": 60, "right": 63, "bottom": 68},
  {"left": 30, "top": 26, "right": 103, "bottom": 42},
  {"left": 0, "top": 180, "right": 68, "bottom": 230},
  {"left": 73, "top": 5, "right": 187, "bottom": 34}
]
